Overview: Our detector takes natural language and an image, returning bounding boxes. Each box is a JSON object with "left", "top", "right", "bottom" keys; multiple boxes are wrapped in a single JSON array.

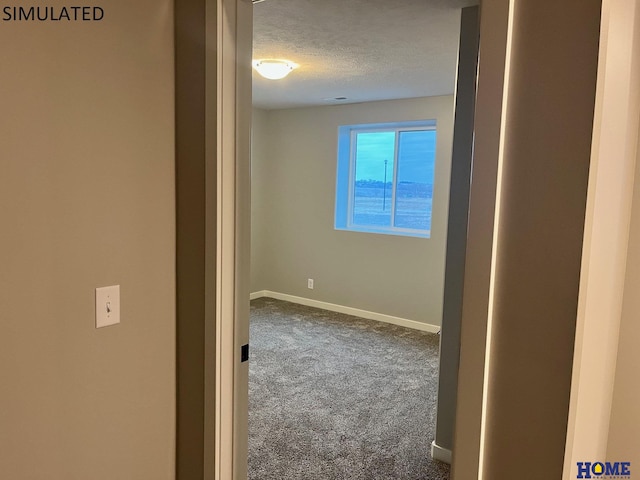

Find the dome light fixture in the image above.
[{"left": 252, "top": 59, "right": 298, "bottom": 80}]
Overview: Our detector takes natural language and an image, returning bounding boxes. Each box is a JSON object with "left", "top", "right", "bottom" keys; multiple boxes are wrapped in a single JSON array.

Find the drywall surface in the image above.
[
  {"left": 564, "top": 0, "right": 640, "bottom": 477},
  {"left": 481, "top": 0, "right": 601, "bottom": 478},
  {"left": 607, "top": 70, "right": 640, "bottom": 468},
  {"left": 251, "top": 97, "right": 454, "bottom": 325},
  {"left": 434, "top": 5, "right": 480, "bottom": 458},
  {"left": 251, "top": 108, "right": 271, "bottom": 293},
  {"left": 0, "top": 2, "right": 176, "bottom": 479},
  {"left": 452, "top": 0, "right": 511, "bottom": 476}
]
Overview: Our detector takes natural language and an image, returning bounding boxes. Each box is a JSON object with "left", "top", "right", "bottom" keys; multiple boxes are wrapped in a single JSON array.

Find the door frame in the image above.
[
  {"left": 215, "top": 0, "right": 253, "bottom": 478},
  {"left": 210, "top": 0, "right": 508, "bottom": 478},
  {"left": 209, "top": 1, "right": 503, "bottom": 479},
  {"left": 175, "top": 0, "right": 252, "bottom": 479}
]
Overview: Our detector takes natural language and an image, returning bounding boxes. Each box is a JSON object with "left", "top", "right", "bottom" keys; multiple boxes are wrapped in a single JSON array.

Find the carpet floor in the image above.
[{"left": 249, "top": 297, "right": 450, "bottom": 480}]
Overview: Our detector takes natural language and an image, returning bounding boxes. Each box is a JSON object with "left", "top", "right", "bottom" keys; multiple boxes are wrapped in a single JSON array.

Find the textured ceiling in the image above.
[{"left": 252, "top": 0, "right": 478, "bottom": 110}]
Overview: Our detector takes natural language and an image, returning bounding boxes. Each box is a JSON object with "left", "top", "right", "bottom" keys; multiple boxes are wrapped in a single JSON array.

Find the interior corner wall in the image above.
[
  {"left": 0, "top": 2, "right": 176, "bottom": 479},
  {"left": 250, "top": 97, "right": 454, "bottom": 325},
  {"left": 251, "top": 107, "right": 271, "bottom": 293}
]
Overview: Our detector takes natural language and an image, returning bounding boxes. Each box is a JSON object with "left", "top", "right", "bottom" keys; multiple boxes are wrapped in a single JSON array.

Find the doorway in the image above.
[{"left": 247, "top": 1, "right": 479, "bottom": 478}]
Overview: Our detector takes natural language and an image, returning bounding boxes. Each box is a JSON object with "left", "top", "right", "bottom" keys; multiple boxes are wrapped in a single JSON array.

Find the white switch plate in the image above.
[
  {"left": 307, "top": 278, "right": 314, "bottom": 289},
  {"left": 96, "top": 285, "right": 120, "bottom": 328}
]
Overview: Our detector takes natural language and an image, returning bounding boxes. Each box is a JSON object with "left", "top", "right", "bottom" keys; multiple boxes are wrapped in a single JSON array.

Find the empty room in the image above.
[{"left": 248, "top": 0, "right": 477, "bottom": 478}]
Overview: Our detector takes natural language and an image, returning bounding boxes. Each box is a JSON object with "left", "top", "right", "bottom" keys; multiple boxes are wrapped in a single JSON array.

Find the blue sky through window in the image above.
[{"left": 354, "top": 130, "right": 436, "bottom": 181}]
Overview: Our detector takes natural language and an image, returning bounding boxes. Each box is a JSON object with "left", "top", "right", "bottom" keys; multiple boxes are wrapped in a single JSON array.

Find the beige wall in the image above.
[
  {"left": 476, "top": 0, "right": 601, "bottom": 478},
  {"left": 251, "top": 108, "right": 271, "bottom": 293},
  {"left": 251, "top": 96, "right": 454, "bottom": 325},
  {"left": 607, "top": 57, "right": 640, "bottom": 466},
  {"left": 0, "top": 2, "right": 176, "bottom": 479},
  {"left": 452, "top": 0, "right": 510, "bottom": 476}
]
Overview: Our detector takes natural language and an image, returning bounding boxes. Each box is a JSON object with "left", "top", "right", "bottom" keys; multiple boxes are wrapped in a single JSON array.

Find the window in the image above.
[{"left": 335, "top": 120, "right": 437, "bottom": 238}]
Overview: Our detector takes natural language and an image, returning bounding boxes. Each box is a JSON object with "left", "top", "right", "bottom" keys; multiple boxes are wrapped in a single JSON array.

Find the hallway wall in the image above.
[{"left": 0, "top": 2, "right": 176, "bottom": 478}]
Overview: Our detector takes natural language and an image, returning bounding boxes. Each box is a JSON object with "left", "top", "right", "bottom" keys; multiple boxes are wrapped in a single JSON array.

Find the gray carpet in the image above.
[{"left": 249, "top": 297, "right": 450, "bottom": 480}]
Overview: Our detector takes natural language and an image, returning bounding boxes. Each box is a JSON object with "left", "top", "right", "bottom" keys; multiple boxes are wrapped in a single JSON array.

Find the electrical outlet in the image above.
[{"left": 307, "top": 278, "right": 314, "bottom": 289}]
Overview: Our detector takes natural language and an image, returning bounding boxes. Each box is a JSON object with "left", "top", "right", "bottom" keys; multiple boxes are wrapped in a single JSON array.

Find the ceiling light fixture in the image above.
[{"left": 252, "top": 59, "right": 298, "bottom": 80}]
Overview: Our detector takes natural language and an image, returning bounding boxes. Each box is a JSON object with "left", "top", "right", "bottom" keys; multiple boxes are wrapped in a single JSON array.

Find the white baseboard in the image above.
[
  {"left": 250, "top": 290, "right": 266, "bottom": 300},
  {"left": 431, "top": 440, "right": 452, "bottom": 464},
  {"left": 249, "top": 290, "right": 440, "bottom": 334}
]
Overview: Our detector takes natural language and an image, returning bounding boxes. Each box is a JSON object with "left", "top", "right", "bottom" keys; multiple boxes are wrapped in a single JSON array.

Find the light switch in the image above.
[{"left": 96, "top": 285, "right": 120, "bottom": 328}]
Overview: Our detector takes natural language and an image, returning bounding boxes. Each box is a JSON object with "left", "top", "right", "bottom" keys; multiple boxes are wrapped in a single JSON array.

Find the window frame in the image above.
[{"left": 335, "top": 119, "right": 437, "bottom": 238}]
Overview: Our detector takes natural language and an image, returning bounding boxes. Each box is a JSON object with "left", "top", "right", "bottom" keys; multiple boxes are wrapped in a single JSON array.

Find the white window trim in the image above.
[{"left": 337, "top": 121, "right": 436, "bottom": 238}]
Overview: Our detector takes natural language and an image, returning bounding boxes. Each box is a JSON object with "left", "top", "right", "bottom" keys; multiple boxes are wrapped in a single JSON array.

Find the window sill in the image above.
[{"left": 334, "top": 225, "right": 431, "bottom": 239}]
